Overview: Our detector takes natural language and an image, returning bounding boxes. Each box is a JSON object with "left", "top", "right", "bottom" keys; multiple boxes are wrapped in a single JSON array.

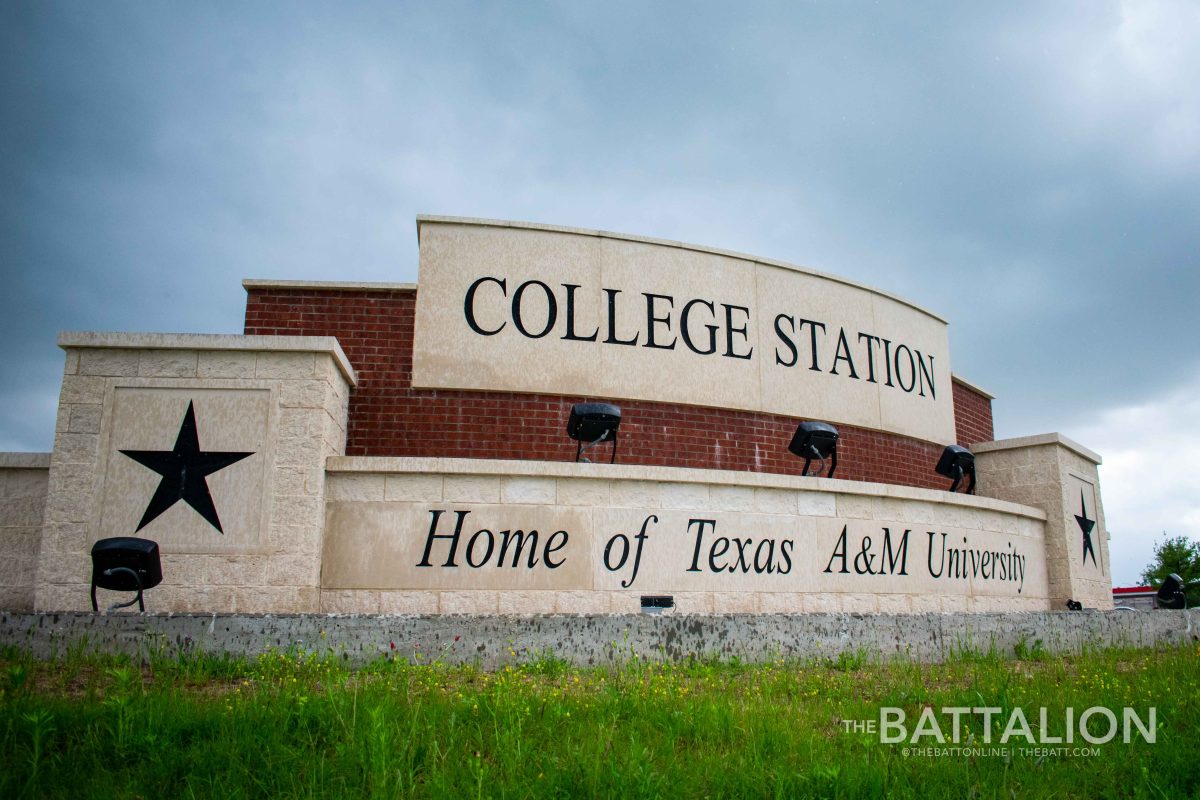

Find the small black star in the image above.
[
  {"left": 120, "top": 401, "right": 253, "bottom": 533},
  {"left": 1075, "top": 489, "right": 1098, "bottom": 568}
]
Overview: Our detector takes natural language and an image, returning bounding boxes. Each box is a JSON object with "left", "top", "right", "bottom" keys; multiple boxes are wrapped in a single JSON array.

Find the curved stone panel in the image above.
[
  {"left": 321, "top": 458, "right": 1049, "bottom": 614},
  {"left": 412, "top": 217, "right": 957, "bottom": 444}
]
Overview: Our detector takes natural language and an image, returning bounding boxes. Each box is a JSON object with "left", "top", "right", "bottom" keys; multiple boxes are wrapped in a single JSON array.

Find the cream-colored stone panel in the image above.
[
  {"left": 411, "top": 218, "right": 955, "bottom": 442},
  {"left": 752, "top": 487, "right": 797, "bottom": 515},
  {"left": 266, "top": 553, "right": 321, "bottom": 586},
  {"left": 67, "top": 405, "right": 103, "bottom": 434},
  {"left": 501, "top": 477, "right": 557, "bottom": 505},
  {"left": 384, "top": 474, "right": 445, "bottom": 501},
  {"left": 443, "top": 475, "right": 502, "bottom": 504},
  {"left": 377, "top": 590, "right": 439, "bottom": 614},
  {"left": 413, "top": 223, "right": 606, "bottom": 397},
  {"left": 710, "top": 591, "right": 761, "bottom": 613},
  {"left": 660, "top": 482, "right": 711, "bottom": 509},
  {"left": 498, "top": 590, "right": 559, "bottom": 614},
  {"left": 138, "top": 350, "right": 199, "bottom": 378},
  {"left": 796, "top": 491, "right": 837, "bottom": 517},
  {"left": 255, "top": 352, "right": 317, "bottom": 380},
  {"left": 323, "top": 502, "right": 593, "bottom": 590},
  {"left": 596, "top": 236, "right": 762, "bottom": 412},
  {"left": 59, "top": 375, "right": 107, "bottom": 405},
  {"left": 325, "top": 474, "right": 386, "bottom": 502},
  {"left": 94, "top": 387, "right": 271, "bottom": 554},
  {"left": 197, "top": 350, "right": 258, "bottom": 378},
  {"left": 869, "top": 293, "right": 956, "bottom": 444},
  {"left": 79, "top": 349, "right": 139, "bottom": 377},
  {"left": 438, "top": 591, "right": 500, "bottom": 614},
  {"left": 756, "top": 265, "right": 881, "bottom": 430},
  {"left": 321, "top": 589, "right": 382, "bottom": 614},
  {"left": 556, "top": 478, "right": 611, "bottom": 506},
  {"left": 708, "top": 485, "right": 756, "bottom": 512},
  {"left": 553, "top": 591, "right": 609, "bottom": 614}
]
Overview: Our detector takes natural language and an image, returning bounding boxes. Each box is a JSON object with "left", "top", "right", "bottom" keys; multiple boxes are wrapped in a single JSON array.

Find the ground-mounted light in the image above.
[
  {"left": 640, "top": 595, "right": 674, "bottom": 614},
  {"left": 1156, "top": 573, "right": 1187, "bottom": 610},
  {"left": 90, "top": 537, "right": 163, "bottom": 613},
  {"left": 788, "top": 421, "right": 839, "bottom": 478},
  {"left": 935, "top": 445, "right": 976, "bottom": 494},
  {"left": 567, "top": 402, "right": 621, "bottom": 463}
]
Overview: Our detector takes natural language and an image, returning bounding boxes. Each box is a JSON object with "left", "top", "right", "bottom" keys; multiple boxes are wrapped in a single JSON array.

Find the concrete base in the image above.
[{"left": 2, "top": 610, "right": 1192, "bottom": 667}]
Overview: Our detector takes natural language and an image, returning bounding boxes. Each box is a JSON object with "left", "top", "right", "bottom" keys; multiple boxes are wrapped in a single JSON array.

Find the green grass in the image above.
[{"left": 1, "top": 642, "right": 1197, "bottom": 799}]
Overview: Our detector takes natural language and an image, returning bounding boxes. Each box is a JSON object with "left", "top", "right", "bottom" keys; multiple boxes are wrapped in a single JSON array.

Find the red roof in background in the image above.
[{"left": 1112, "top": 586, "right": 1155, "bottom": 594}]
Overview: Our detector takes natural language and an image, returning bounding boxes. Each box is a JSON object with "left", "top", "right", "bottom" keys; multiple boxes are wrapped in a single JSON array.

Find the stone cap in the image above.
[
  {"left": 58, "top": 331, "right": 357, "bottom": 386},
  {"left": 326, "top": 455, "right": 1048, "bottom": 520},
  {"left": 416, "top": 215, "right": 949, "bottom": 324},
  {"left": 972, "top": 433, "right": 1101, "bottom": 465},
  {"left": 950, "top": 374, "right": 995, "bottom": 400},
  {"left": 242, "top": 279, "right": 417, "bottom": 293},
  {"left": 0, "top": 452, "right": 51, "bottom": 469}
]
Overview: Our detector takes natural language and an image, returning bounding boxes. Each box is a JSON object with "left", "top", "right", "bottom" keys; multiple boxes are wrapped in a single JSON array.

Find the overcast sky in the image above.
[{"left": 2, "top": 1, "right": 1197, "bottom": 584}]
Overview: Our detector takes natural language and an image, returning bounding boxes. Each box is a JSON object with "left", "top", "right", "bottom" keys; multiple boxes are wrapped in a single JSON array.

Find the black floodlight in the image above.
[
  {"left": 567, "top": 402, "right": 621, "bottom": 463},
  {"left": 1066, "top": 599, "right": 1084, "bottom": 611},
  {"left": 90, "top": 537, "right": 162, "bottom": 613},
  {"left": 788, "top": 421, "right": 839, "bottom": 477},
  {"left": 935, "top": 445, "right": 977, "bottom": 494},
  {"left": 641, "top": 595, "right": 674, "bottom": 614},
  {"left": 1156, "top": 573, "right": 1187, "bottom": 610}
]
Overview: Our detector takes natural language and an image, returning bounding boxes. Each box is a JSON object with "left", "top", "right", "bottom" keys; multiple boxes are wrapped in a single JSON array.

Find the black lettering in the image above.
[
  {"left": 774, "top": 314, "right": 798, "bottom": 367},
  {"left": 894, "top": 344, "right": 917, "bottom": 393},
  {"left": 927, "top": 532, "right": 946, "bottom": 578},
  {"left": 465, "top": 528, "right": 496, "bottom": 568},
  {"left": 681, "top": 299, "right": 718, "bottom": 355},
  {"left": 823, "top": 525, "right": 850, "bottom": 574},
  {"left": 497, "top": 529, "right": 539, "bottom": 568},
  {"left": 880, "top": 338, "right": 894, "bottom": 386},
  {"left": 880, "top": 528, "right": 910, "bottom": 575},
  {"left": 603, "top": 288, "right": 639, "bottom": 346},
  {"left": 544, "top": 530, "right": 568, "bottom": 569},
  {"left": 731, "top": 537, "right": 753, "bottom": 572},
  {"left": 605, "top": 533, "right": 630, "bottom": 571},
  {"left": 511, "top": 280, "right": 557, "bottom": 339},
  {"left": 831, "top": 327, "right": 859, "bottom": 379},
  {"left": 561, "top": 284, "right": 599, "bottom": 342},
  {"left": 463, "top": 277, "right": 507, "bottom": 336},
  {"left": 687, "top": 518, "right": 715, "bottom": 572},
  {"left": 722, "top": 304, "right": 754, "bottom": 360},
  {"left": 857, "top": 333, "right": 880, "bottom": 383},
  {"left": 753, "top": 539, "right": 776, "bottom": 574},
  {"left": 854, "top": 535, "right": 877, "bottom": 575},
  {"left": 798, "top": 319, "right": 826, "bottom": 372},
  {"left": 779, "top": 539, "right": 794, "bottom": 574},
  {"left": 709, "top": 537, "right": 731, "bottom": 573},
  {"left": 917, "top": 351, "right": 936, "bottom": 399},
  {"left": 417, "top": 509, "right": 468, "bottom": 567},
  {"left": 643, "top": 293, "right": 677, "bottom": 350}
]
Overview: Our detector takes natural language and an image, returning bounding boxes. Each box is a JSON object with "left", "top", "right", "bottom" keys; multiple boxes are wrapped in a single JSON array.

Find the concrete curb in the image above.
[{"left": 2, "top": 610, "right": 1195, "bottom": 667}]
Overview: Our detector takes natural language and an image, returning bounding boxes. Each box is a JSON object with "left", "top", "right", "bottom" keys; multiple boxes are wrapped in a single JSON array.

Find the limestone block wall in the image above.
[
  {"left": 0, "top": 454, "right": 50, "bottom": 610},
  {"left": 319, "top": 458, "right": 1050, "bottom": 615},
  {"left": 975, "top": 434, "right": 1112, "bottom": 610},
  {"left": 34, "top": 333, "right": 355, "bottom": 613}
]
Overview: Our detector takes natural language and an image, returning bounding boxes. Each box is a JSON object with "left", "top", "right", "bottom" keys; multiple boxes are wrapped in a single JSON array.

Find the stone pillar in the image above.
[
  {"left": 0, "top": 453, "right": 51, "bottom": 610},
  {"left": 973, "top": 434, "right": 1112, "bottom": 610},
  {"left": 34, "top": 333, "right": 355, "bottom": 613}
]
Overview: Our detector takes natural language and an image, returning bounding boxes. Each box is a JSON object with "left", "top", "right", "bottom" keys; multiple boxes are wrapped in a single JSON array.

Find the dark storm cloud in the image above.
[{"left": 2, "top": 0, "right": 1197, "bottom": 458}]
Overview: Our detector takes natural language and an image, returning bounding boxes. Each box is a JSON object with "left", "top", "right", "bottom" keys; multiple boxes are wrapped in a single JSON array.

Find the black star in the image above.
[
  {"left": 1075, "top": 489, "right": 1098, "bottom": 568},
  {"left": 120, "top": 401, "right": 253, "bottom": 534}
]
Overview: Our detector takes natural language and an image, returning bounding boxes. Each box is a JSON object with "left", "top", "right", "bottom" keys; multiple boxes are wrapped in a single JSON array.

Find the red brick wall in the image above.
[
  {"left": 245, "top": 286, "right": 994, "bottom": 490},
  {"left": 952, "top": 379, "right": 995, "bottom": 446}
]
